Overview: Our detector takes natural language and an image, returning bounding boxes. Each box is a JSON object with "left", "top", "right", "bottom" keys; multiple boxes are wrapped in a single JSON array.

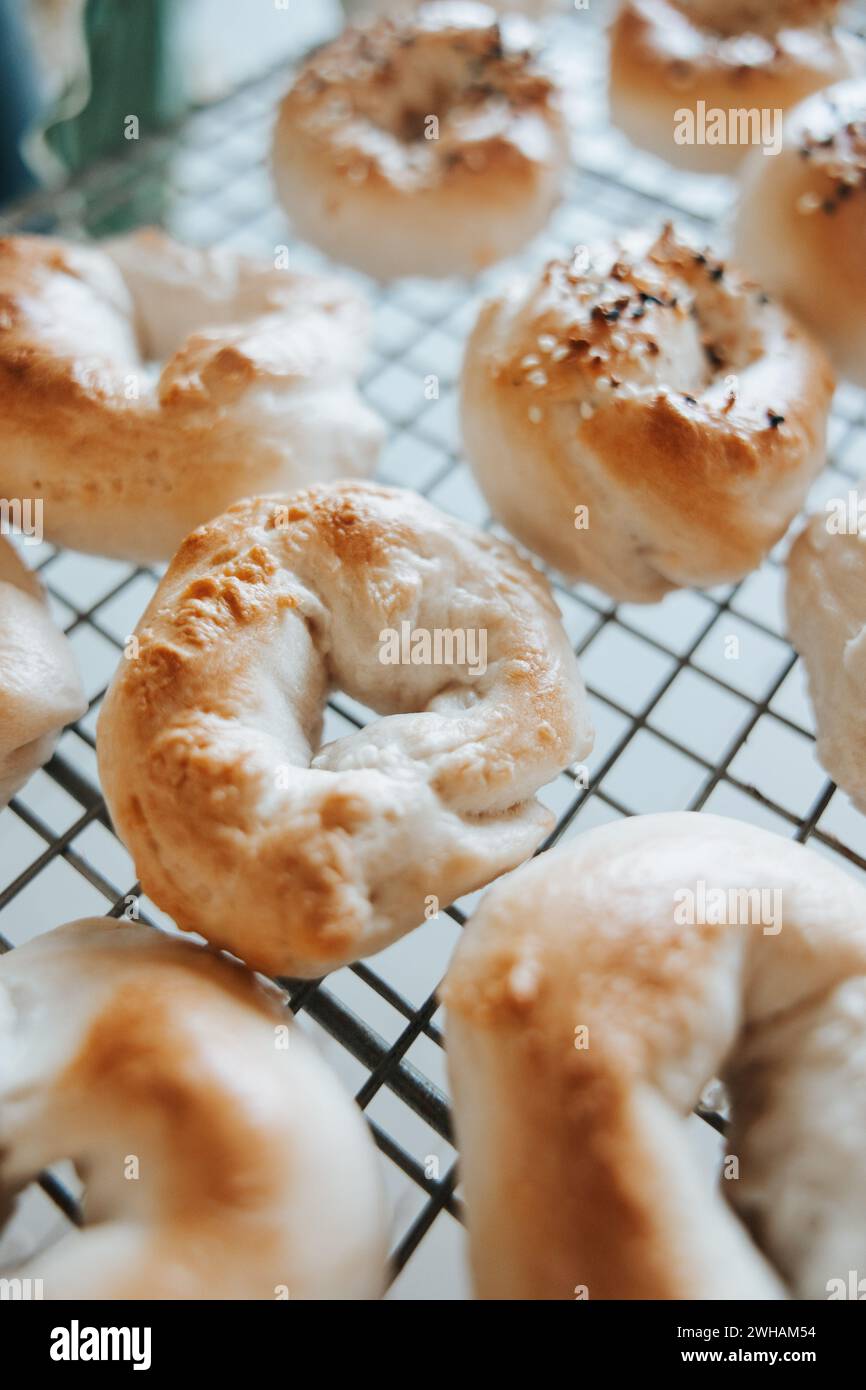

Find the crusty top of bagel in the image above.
[
  {"left": 785, "top": 80, "right": 866, "bottom": 207},
  {"left": 674, "top": 0, "right": 840, "bottom": 37},
  {"left": 616, "top": 0, "right": 848, "bottom": 74},
  {"left": 476, "top": 223, "right": 831, "bottom": 456},
  {"left": 276, "top": 1, "right": 560, "bottom": 191},
  {"left": 0, "top": 229, "right": 371, "bottom": 418}
]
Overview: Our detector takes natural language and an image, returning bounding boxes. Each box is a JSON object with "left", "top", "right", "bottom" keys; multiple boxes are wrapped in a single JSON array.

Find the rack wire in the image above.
[{"left": 2, "top": 3, "right": 866, "bottom": 1298}]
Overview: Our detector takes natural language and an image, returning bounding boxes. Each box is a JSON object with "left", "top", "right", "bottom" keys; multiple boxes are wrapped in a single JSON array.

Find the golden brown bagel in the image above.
[
  {"left": 460, "top": 224, "right": 834, "bottom": 601},
  {"left": 0, "top": 917, "right": 387, "bottom": 1298},
  {"left": 272, "top": 2, "right": 569, "bottom": 280},
  {"left": 0, "top": 229, "right": 383, "bottom": 563},
  {"left": 786, "top": 478, "right": 866, "bottom": 812},
  {"left": 443, "top": 812, "right": 866, "bottom": 1300},
  {"left": 609, "top": 0, "right": 860, "bottom": 173},
  {"left": 97, "top": 481, "right": 592, "bottom": 977},
  {"left": 0, "top": 537, "right": 86, "bottom": 807}
]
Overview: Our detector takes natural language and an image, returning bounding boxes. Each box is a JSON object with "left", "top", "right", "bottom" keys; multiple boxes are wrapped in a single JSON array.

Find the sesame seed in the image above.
[
  {"left": 579, "top": 402, "right": 595, "bottom": 420},
  {"left": 796, "top": 192, "right": 822, "bottom": 214},
  {"left": 528, "top": 405, "right": 543, "bottom": 424},
  {"left": 521, "top": 354, "right": 540, "bottom": 369},
  {"left": 537, "top": 334, "right": 557, "bottom": 353},
  {"left": 528, "top": 369, "right": 548, "bottom": 387}
]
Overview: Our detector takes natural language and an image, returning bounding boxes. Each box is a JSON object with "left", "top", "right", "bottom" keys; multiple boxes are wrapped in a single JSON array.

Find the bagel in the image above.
[
  {"left": 787, "top": 480, "right": 866, "bottom": 812},
  {"left": 609, "top": 0, "right": 861, "bottom": 174},
  {"left": 96, "top": 480, "right": 592, "bottom": 978},
  {"left": 734, "top": 80, "right": 866, "bottom": 388},
  {"left": 460, "top": 223, "right": 834, "bottom": 602},
  {"left": 0, "top": 229, "right": 383, "bottom": 563},
  {"left": 0, "top": 537, "right": 86, "bottom": 808},
  {"left": 0, "top": 917, "right": 387, "bottom": 1299},
  {"left": 272, "top": 2, "right": 569, "bottom": 280},
  {"left": 442, "top": 811, "right": 866, "bottom": 1300}
]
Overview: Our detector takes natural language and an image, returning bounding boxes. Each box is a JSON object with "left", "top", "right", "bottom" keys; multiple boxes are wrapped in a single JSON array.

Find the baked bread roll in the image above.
[
  {"left": 97, "top": 481, "right": 592, "bottom": 978},
  {"left": 734, "top": 80, "right": 866, "bottom": 388},
  {"left": 272, "top": 2, "right": 569, "bottom": 280},
  {"left": 0, "top": 229, "right": 383, "bottom": 563},
  {"left": 787, "top": 482, "right": 866, "bottom": 812},
  {"left": 609, "top": 0, "right": 860, "bottom": 174},
  {"left": 460, "top": 224, "right": 834, "bottom": 601},
  {"left": 0, "top": 537, "right": 86, "bottom": 808},
  {"left": 443, "top": 812, "right": 866, "bottom": 1299},
  {"left": 0, "top": 917, "right": 387, "bottom": 1299}
]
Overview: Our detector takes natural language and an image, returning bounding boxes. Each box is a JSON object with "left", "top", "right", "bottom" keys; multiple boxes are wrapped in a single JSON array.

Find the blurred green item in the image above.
[{"left": 45, "top": 0, "right": 184, "bottom": 174}]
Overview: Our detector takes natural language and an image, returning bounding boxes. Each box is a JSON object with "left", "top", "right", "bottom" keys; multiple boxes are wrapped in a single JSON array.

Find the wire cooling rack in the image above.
[{"left": 3, "top": 2, "right": 866, "bottom": 1299}]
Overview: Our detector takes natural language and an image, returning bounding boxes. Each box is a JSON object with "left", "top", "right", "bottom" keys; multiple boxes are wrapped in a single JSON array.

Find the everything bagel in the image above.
[
  {"left": 460, "top": 224, "right": 834, "bottom": 601},
  {"left": 272, "top": 2, "right": 569, "bottom": 280}
]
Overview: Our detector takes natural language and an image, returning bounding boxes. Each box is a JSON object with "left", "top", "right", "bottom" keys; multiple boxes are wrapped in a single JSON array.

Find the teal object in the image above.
[{"left": 46, "top": 0, "right": 184, "bottom": 174}]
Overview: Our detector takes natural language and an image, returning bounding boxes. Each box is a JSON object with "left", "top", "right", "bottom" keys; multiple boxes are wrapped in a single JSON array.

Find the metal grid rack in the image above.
[{"left": 2, "top": 4, "right": 866, "bottom": 1298}]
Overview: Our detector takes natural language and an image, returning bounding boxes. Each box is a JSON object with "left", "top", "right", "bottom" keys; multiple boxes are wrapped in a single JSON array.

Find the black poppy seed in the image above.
[
  {"left": 767, "top": 410, "right": 785, "bottom": 429},
  {"left": 683, "top": 394, "right": 698, "bottom": 406},
  {"left": 709, "top": 266, "right": 724, "bottom": 282},
  {"left": 757, "top": 291, "right": 770, "bottom": 304},
  {"left": 639, "top": 292, "right": 663, "bottom": 306},
  {"left": 631, "top": 305, "right": 646, "bottom": 319}
]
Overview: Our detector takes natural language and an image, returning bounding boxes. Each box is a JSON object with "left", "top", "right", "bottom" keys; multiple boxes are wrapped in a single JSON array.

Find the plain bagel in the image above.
[
  {"left": 443, "top": 812, "right": 866, "bottom": 1299},
  {"left": 0, "top": 537, "right": 86, "bottom": 808},
  {"left": 272, "top": 1, "right": 569, "bottom": 280},
  {"left": 786, "top": 478, "right": 866, "bottom": 813},
  {"left": 460, "top": 223, "right": 834, "bottom": 601},
  {"left": 97, "top": 481, "right": 592, "bottom": 978},
  {"left": 0, "top": 229, "right": 383, "bottom": 563},
  {"left": 0, "top": 917, "right": 387, "bottom": 1298},
  {"left": 609, "top": 0, "right": 861, "bottom": 174}
]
